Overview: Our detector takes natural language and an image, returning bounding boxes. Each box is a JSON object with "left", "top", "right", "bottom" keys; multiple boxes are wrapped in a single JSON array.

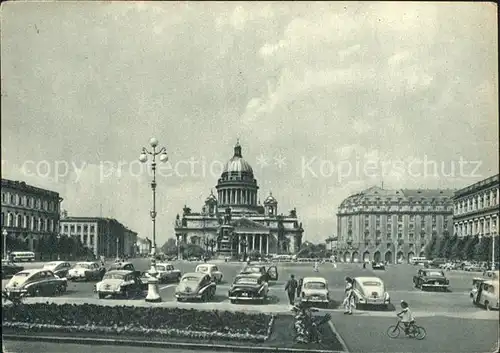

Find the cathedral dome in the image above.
[
  {"left": 264, "top": 192, "right": 277, "bottom": 205},
  {"left": 222, "top": 141, "right": 253, "bottom": 174}
]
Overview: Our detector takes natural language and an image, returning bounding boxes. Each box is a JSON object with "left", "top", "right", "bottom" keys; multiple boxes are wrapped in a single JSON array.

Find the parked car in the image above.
[
  {"left": 351, "top": 276, "right": 390, "bottom": 309},
  {"left": 143, "top": 263, "right": 181, "bottom": 283},
  {"left": 430, "top": 258, "right": 447, "bottom": 268},
  {"left": 299, "top": 277, "right": 330, "bottom": 306},
  {"left": 464, "top": 264, "right": 487, "bottom": 272},
  {"left": 4, "top": 268, "right": 67, "bottom": 297},
  {"left": 371, "top": 261, "right": 386, "bottom": 270},
  {"left": 239, "top": 264, "right": 278, "bottom": 282},
  {"left": 42, "top": 261, "right": 72, "bottom": 278},
  {"left": 228, "top": 273, "right": 269, "bottom": 304},
  {"left": 195, "top": 264, "right": 223, "bottom": 283},
  {"left": 472, "top": 279, "right": 499, "bottom": 310},
  {"left": 67, "top": 261, "right": 106, "bottom": 281},
  {"left": 413, "top": 268, "right": 449, "bottom": 291},
  {"left": 95, "top": 270, "right": 144, "bottom": 299},
  {"left": 1, "top": 260, "right": 24, "bottom": 279},
  {"left": 470, "top": 277, "right": 486, "bottom": 298},
  {"left": 175, "top": 272, "right": 216, "bottom": 302}
]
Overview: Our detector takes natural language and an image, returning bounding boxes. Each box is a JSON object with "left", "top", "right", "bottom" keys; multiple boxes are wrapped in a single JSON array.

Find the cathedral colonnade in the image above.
[{"left": 235, "top": 232, "right": 269, "bottom": 254}]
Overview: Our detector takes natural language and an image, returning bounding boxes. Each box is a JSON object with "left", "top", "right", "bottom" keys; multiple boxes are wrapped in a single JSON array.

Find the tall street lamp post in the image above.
[
  {"left": 57, "top": 234, "right": 61, "bottom": 260},
  {"left": 492, "top": 226, "right": 497, "bottom": 271},
  {"left": 139, "top": 137, "right": 168, "bottom": 303},
  {"left": 2, "top": 229, "right": 8, "bottom": 260},
  {"left": 116, "top": 237, "right": 120, "bottom": 260}
]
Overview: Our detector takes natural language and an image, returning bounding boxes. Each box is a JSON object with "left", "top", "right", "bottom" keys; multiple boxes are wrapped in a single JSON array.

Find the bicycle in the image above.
[{"left": 386, "top": 320, "right": 426, "bottom": 340}]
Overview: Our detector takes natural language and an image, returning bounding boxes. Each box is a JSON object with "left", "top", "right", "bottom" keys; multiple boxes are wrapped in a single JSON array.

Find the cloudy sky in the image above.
[{"left": 1, "top": 2, "right": 498, "bottom": 245}]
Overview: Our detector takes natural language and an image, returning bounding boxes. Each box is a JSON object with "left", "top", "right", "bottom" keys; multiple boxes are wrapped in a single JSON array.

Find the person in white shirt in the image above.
[
  {"left": 313, "top": 261, "right": 319, "bottom": 272},
  {"left": 343, "top": 277, "right": 354, "bottom": 315},
  {"left": 397, "top": 300, "right": 415, "bottom": 334}
]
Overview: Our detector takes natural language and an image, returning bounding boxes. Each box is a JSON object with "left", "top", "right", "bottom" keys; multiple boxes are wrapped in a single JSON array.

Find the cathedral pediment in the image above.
[{"left": 231, "top": 217, "right": 269, "bottom": 231}]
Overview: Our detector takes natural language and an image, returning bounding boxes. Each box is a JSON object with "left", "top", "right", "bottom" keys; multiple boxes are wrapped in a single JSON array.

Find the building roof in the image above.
[
  {"left": 222, "top": 141, "right": 254, "bottom": 174},
  {"left": 339, "top": 186, "right": 455, "bottom": 208},
  {"left": 354, "top": 276, "right": 383, "bottom": 282},
  {"left": 1, "top": 179, "right": 61, "bottom": 198},
  {"left": 263, "top": 192, "right": 278, "bottom": 205},
  {"left": 303, "top": 277, "right": 327, "bottom": 283},
  {"left": 454, "top": 174, "right": 499, "bottom": 198}
]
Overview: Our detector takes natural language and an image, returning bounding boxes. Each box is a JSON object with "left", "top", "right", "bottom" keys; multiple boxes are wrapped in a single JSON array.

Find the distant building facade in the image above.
[
  {"left": 453, "top": 174, "right": 499, "bottom": 238},
  {"left": 1, "top": 179, "right": 63, "bottom": 252},
  {"left": 336, "top": 186, "right": 455, "bottom": 264},
  {"left": 60, "top": 214, "right": 137, "bottom": 257},
  {"left": 174, "top": 142, "right": 304, "bottom": 257},
  {"left": 136, "top": 237, "right": 152, "bottom": 256}
]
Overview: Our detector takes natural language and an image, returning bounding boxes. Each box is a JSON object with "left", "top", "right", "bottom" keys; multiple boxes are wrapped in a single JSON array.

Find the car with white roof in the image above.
[
  {"left": 67, "top": 261, "right": 105, "bottom": 281},
  {"left": 195, "top": 264, "right": 223, "bottom": 283},
  {"left": 175, "top": 272, "right": 217, "bottom": 302},
  {"left": 143, "top": 263, "right": 181, "bottom": 283},
  {"left": 351, "top": 276, "right": 390, "bottom": 309},
  {"left": 300, "top": 277, "right": 330, "bottom": 306},
  {"left": 42, "top": 261, "right": 72, "bottom": 278},
  {"left": 95, "top": 270, "right": 144, "bottom": 299}
]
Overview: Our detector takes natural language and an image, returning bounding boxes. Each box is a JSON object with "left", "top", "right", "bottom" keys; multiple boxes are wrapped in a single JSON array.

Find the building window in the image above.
[
  {"left": 77, "top": 225, "right": 82, "bottom": 232},
  {"left": 70, "top": 225, "right": 75, "bottom": 232},
  {"left": 39, "top": 219, "right": 45, "bottom": 232},
  {"left": 410, "top": 215, "right": 415, "bottom": 222},
  {"left": 84, "top": 225, "right": 88, "bottom": 232},
  {"left": 89, "top": 234, "right": 94, "bottom": 246},
  {"left": 64, "top": 225, "right": 68, "bottom": 232},
  {"left": 1, "top": 213, "right": 4, "bottom": 226},
  {"left": 432, "top": 215, "right": 436, "bottom": 222},
  {"left": 10, "top": 194, "right": 15, "bottom": 204},
  {"left": 409, "top": 224, "right": 414, "bottom": 229},
  {"left": 398, "top": 215, "right": 403, "bottom": 222},
  {"left": 83, "top": 234, "right": 88, "bottom": 244},
  {"left": 1, "top": 193, "right": 5, "bottom": 203},
  {"left": 409, "top": 233, "right": 414, "bottom": 241},
  {"left": 398, "top": 232, "right": 402, "bottom": 239},
  {"left": 90, "top": 225, "right": 95, "bottom": 232},
  {"left": 33, "top": 218, "right": 39, "bottom": 231}
]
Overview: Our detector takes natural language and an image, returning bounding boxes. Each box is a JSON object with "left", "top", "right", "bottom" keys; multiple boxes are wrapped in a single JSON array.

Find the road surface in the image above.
[{"left": 3, "top": 259, "right": 499, "bottom": 353}]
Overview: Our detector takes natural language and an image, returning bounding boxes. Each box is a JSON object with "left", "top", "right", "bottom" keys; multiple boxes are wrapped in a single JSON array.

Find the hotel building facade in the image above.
[
  {"left": 336, "top": 186, "right": 455, "bottom": 264},
  {"left": 453, "top": 174, "right": 499, "bottom": 238},
  {"left": 60, "top": 213, "right": 138, "bottom": 257},
  {"left": 1, "top": 179, "right": 63, "bottom": 252}
]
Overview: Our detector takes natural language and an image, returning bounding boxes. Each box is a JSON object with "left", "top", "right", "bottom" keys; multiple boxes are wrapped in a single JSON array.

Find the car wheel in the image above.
[
  {"left": 484, "top": 301, "right": 491, "bottom": 311},
  {"left": 123, "top": 289, "right": 130, "bottom": 299},
  {"left": 230, "top": 299, "right": 236, "bottom": 304},
  {"left": 98, "top": 293, "right": 106, "bottom": 299}
]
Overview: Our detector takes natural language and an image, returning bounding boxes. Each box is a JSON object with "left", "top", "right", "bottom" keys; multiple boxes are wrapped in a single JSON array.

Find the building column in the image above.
[
  {"left": 259, "top": 234, "right": 262, "bottom": 254},
  {"left": 247, "top": 234, "right": 251, "bottom": 251},
  {"left": 238, "top": 234, "right": 242, "bottom": 253},
  {"left": 266, "top": 234, "right": 269, "bottom": 254}
]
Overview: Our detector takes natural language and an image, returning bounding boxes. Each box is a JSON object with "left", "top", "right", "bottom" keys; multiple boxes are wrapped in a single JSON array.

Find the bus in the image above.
[
  {"left": 10, "top": 251, "right": 35, "bottom": 262},
  {"left": 409, "top": 256, "right": 429, "bottom": 266}
]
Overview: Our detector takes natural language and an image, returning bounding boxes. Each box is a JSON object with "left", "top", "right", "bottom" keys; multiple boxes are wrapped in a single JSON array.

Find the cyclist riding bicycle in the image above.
[{"left": 397, "top": 300, "right": 415, "bottom": 335}]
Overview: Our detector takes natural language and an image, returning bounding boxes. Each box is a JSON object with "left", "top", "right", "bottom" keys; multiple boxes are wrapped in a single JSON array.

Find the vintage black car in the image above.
[
  {"left": 228, "top": 273, "right": 269, "bottom": 304},
  {"left": 1, "top": 260, "right": 24, "bottom": 279},
  {"left": 372, "top": 261, "right": 386, "bottom": 270},
  {"left": 95, "top": 270, "right": 145, "bottom": 299},
  {"left": 239, "top": 264, "right": 278, "bottom": 282},
  {"left": 413, "top": 268, "right": 449, "bottom": 291},
  {"left": 4, "top": 268, "right": 67, "bottom": 296}
]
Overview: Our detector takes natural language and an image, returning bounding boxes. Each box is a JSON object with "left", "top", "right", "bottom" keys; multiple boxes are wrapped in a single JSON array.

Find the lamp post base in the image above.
[{"left": 145, "top": 276, "right": 162, "bottom": 302}]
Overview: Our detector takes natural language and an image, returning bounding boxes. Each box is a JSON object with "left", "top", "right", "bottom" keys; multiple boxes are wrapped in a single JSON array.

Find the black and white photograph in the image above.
[{"left": 1, "top": 1, "right": 498, "bottom": 353}]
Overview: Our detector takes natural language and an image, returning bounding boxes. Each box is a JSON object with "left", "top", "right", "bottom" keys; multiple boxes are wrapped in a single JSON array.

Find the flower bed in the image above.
[{"left": 2, "top": 303, "right": 275, "bottom": 342}]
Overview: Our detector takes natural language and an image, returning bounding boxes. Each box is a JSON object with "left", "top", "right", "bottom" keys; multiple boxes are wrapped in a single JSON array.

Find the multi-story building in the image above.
[
  {"left": 136, "top": 237, "right": 152, "bottom": 256},
  {"left": 60, "top": 213, "right": 137, "bottom": 257},
  {"left": 336, "top": 186, "right": 455, "bottom": 264},
  {"left": 1, "top": 179, "right": 63, "bottom": 252},
  {"left": 453, "top": 174, "right": 499, "bottom": 238},
  {"left": 123, "top": 228, "right": 138, "bottom": 257},
  {"left": 174, "top": 141, "right": 304, "bottom": 257}
]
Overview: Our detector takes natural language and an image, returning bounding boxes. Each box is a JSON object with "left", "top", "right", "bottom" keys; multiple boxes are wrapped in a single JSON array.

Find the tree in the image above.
[
  {"left": 474, "top": 237, "right": 491, "bottom": 262},
  {"left": 424, "top": 235, "right": 438, "bottom": 259},
  {"left": 182, "top": 244, "right": 204, "bottom": 258},
  {"left": 161, "top": 238, "right": 177, "bottom": 256},
  {"left": 462, "top": 235, "right": 479, "bottom": 261},
  {"left": 449, "top": 235, "right": 461, "bottom": 260},
  {"left": 440, "top": 234, "right": 454, "bottom": 259}
]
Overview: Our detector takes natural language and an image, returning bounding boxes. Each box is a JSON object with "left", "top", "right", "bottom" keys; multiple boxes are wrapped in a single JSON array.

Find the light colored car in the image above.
[
  {"left": 300, "top": 277, "right": 330, "bottom": 305},
  {"left": 95, "top": 270, "right": 143, "bottom": 299},
  {"left": 351, "top": 276, "right": 390, "bottom": 308},
  {"left": 144, "top": 263, "right": 181, "bottom": 283},
  {"left": 42, "top": 261, "right": 72, "bottom": 278},
  {"left": 67, "top": 261, "right": 105, "bottom": 281},
  {"left": 195, "top": 264, "right": 223, "bottom": 283},
  {"left": 4, "top": 268, "right": 67, "bottom": 297},
  {"left": 472, "top": 279, "right": 499, "bottom": 310},
  {"left": 175, "top": 272, "right": 217, "bottom": 302}
]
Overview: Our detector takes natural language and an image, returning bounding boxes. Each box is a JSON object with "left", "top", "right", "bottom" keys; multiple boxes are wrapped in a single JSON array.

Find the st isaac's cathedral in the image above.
[{"left": 174, "top": 141, "right": 304, "bottom": 257}]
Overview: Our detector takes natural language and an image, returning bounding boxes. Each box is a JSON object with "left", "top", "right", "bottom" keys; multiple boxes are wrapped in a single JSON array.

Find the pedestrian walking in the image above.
[
  {"left": 285, "top": 274, "right": 298, "bottom": 306},
  {"left": 297, "top": 277, "right": 304, "bottom": 297},
  {"left": 343, "top": 277, "right": 354, "bottom": 315},
  {"left": 313, "top": 261, "right": 319, "bottom": 272}
]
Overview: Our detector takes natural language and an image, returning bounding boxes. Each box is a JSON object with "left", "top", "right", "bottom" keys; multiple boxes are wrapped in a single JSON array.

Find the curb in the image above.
[
  {"left": 327, "top": 320, "right": 350, "bottom": 353},
  {"left": 2, "top": 334, "right": 345, "bottom": 353}
]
